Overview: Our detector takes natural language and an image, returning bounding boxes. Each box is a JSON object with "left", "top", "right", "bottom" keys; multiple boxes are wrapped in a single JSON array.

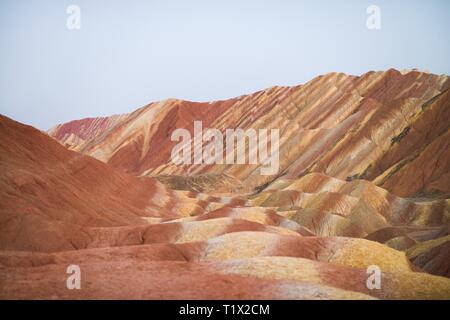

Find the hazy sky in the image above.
[{"left": 1, "top": 0, "right": 449, "bottom": 130}]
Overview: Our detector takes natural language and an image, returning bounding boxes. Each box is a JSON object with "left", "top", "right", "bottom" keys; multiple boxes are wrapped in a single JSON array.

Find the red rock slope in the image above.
[
  {"left": 1, "top": 109, "right": 450, "bottom": 299},
  {"left": 0, "top": 114, "right": 207, "bottom": 251}
]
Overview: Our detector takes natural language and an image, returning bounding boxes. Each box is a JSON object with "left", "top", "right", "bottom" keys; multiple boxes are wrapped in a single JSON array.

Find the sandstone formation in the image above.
[
  {"left": 49, "top": 70, "right": 450, "bottom": 198},
  {"left": 1, "top": 69, "right": 450, "bottom": 299}
]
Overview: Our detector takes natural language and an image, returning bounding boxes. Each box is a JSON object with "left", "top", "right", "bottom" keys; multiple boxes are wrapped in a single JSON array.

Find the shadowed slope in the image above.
[{"left": 0, "top": 115, "right": 179, "bottom": 251}]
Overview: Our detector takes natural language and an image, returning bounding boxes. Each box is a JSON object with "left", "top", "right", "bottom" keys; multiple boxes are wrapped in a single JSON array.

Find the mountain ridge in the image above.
[
  {"left": 1, "top": 67, "right": 450, "bottom": 298},
  {"left": 48, "top": 69, "right": 450, "bottom": 198}
]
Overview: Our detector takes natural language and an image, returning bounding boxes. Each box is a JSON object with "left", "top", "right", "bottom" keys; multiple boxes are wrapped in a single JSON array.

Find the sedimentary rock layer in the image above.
[
  {"left": 1, "top": 109, "right": 450, "bottom": 299},
  {"left": 49, "top": 70, "right": 450, "bottom": 198}
]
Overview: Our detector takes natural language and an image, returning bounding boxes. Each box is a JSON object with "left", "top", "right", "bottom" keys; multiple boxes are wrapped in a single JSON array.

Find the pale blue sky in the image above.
[{"left": 1, "top": 0, "right": 449, "bottom": 129}]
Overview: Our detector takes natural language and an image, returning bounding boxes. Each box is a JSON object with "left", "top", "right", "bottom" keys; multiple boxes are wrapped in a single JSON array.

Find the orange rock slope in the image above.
[{"left": 0, "top": 69, "right": 449, "bottom": 299}]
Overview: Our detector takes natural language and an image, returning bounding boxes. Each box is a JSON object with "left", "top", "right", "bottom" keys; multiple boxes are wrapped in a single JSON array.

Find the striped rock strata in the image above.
[
  {"left": 49, "top": 70, "right": 450, "bottom": 198},
  {"left": 1, "top": 69, "right": 450, "bottom": 299}
]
